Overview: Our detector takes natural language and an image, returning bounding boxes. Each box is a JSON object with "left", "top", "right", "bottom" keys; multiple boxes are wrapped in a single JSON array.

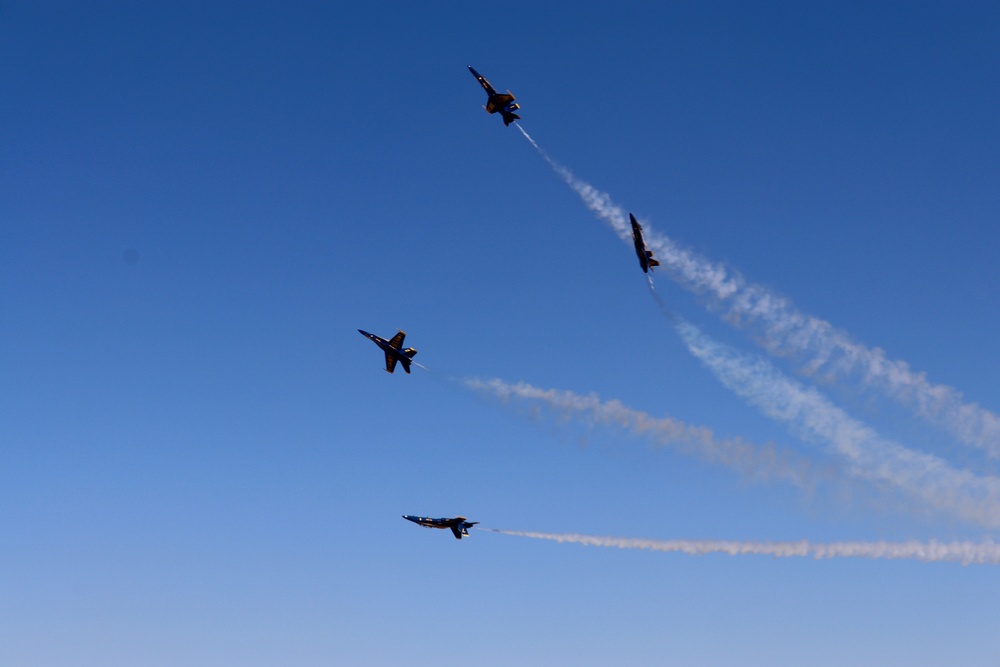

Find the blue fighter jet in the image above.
[
  {"left": 468, "top": 66, "right": 521, "bottom": 126},
  {"left": 403, "top": 515, "right": 479, "bottom": 540},
  {"left": 630, "top": 213, "right": 660, "bottom": 273},
  {"left": 358, "top": 329, "right": 418, "bottom": 374}
]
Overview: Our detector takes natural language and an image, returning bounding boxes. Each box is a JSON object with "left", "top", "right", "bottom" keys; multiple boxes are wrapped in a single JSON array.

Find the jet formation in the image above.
[
  {"left": 358, "top": 329, "right": 418, "bottom": 374},
  {"left": 468, "top": 66, "right": 521, "bottom": 126},
  {"left": 372, "top": 72, "right": 667, "bottom": 542},
  {"left": 403, "top": 515, "right": 480, "bottom": 540},
  {"left": 630, "top": 213, "right": 660, "bottom": 273}
]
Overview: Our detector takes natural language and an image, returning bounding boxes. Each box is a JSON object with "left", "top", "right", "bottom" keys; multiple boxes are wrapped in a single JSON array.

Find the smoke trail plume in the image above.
[
  {"left": 648, "top": 230, "right": 1000, "bottom": 461},
  {"left": 671, "top": 316, "right": 1000, "bottom": 527},
  {"left": 516, "top": 129, "right": 1000, "bottom": 460},
  {"left": 515, "top": 123, "right": 541, "bottom": 152},
  {"left": 487, "top": 529, "right": 1000, "bottom": 565},
  {"left": 462, "top": 377, "right": 824, "bottom": 489},
  {"left": 516, "top": 125, "right": 632, "bottom": 240},
  {"left": 513, "top": 129, "right": 1000, "bottom": 523}
]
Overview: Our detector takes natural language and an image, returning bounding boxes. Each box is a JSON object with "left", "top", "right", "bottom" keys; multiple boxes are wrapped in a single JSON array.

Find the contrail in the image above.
[
  {"left": 485, "top": 529, "right": 1000, "bottom": 565},
  {"left": 671, "top": 315, "right": 1000, "bottom": 527},
  {"left": 514, "top": 130, "right": 1000, "bottom": 523},
  {"left": 515, "top": 123, "right": 542, "bottom": 151},
  {"left": 517, "top": 132, "right": 1000, "bottom": 460},
  {"left": 517, "top": 123, "right": 632, "bottom": 241},
  {"left": 645, "top": 227, "right": 1000, "bottom": 462},
  {"left": 462, "top": 377, "right": 826, "bottom": 490}
]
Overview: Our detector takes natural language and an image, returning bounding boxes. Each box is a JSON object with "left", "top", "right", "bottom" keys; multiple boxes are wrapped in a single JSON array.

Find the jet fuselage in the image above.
[
  {"left": 403, "top": 515, "right": 479, "bottom": 539},
  {"left": 629, "top": 213, "right": 660, "bottom": 273}
]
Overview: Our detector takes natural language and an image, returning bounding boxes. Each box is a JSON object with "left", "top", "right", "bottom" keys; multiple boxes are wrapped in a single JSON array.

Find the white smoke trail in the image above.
[
  {"left": 514, "top": 123, "right": 541, "bottom": 151},
  {"left": 672, "top": 316, "right": 1000, "bottom": 527},
  {"left": 517, "top": 131, "right": 1000, "bottom": 460},
  {"left": 513, "top": 130, "right": 1000, "bottom": 523},
  {"left": 515, "top": 126, "right": 632, "bottom": 240},
  {"left": 647, "top": 229, "right": 1000, "bottom": 461},
  {"left": 462, "top": 377, "right": 824, "bottom": 489},
  {"left": 487, "top": 529, "right": 1000, "bottom": 565}
]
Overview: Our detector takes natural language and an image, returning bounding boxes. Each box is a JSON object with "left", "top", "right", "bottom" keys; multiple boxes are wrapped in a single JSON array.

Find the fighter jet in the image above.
[
  {"left": 403, "top": 515, "right": 479, "bottom": 540},
  {"left": 468, "top": 66, "right": 521, "bottom": 126},
  {"left": 358, "top": 329, "right": 418, "bottom": 374},
  {"left": 630, "top": 213, "right": 660, "bottom": 273}
]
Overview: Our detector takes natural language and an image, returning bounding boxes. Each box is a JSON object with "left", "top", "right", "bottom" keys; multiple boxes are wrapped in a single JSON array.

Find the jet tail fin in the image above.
[{"left": 647, "top": 256, "right": 660, "bottom": 268}]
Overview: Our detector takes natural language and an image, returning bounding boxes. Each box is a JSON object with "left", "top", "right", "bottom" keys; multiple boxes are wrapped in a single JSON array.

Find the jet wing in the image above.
[
  {"left": 385, "top": 352, "right": 398, "bottom": 374},
  {"left": 485, "top": 93, "right": 515, "bottom": 114},
  {"left": 450, "top": 526, "right": 464, "bottom": 539},
  {"left": 387, "top": 331, "right": 406, "bottom": 349}
]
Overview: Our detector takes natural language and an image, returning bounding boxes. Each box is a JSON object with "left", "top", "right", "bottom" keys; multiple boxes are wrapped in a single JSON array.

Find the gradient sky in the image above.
[{"left": 3, "top": 2, "right": 1000, "bottom": 665}]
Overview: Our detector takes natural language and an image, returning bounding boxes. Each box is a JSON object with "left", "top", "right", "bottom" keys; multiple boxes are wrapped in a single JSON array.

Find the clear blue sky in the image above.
[{"left": 3, "top": 2, "right": 1000, "bottom": 665}]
